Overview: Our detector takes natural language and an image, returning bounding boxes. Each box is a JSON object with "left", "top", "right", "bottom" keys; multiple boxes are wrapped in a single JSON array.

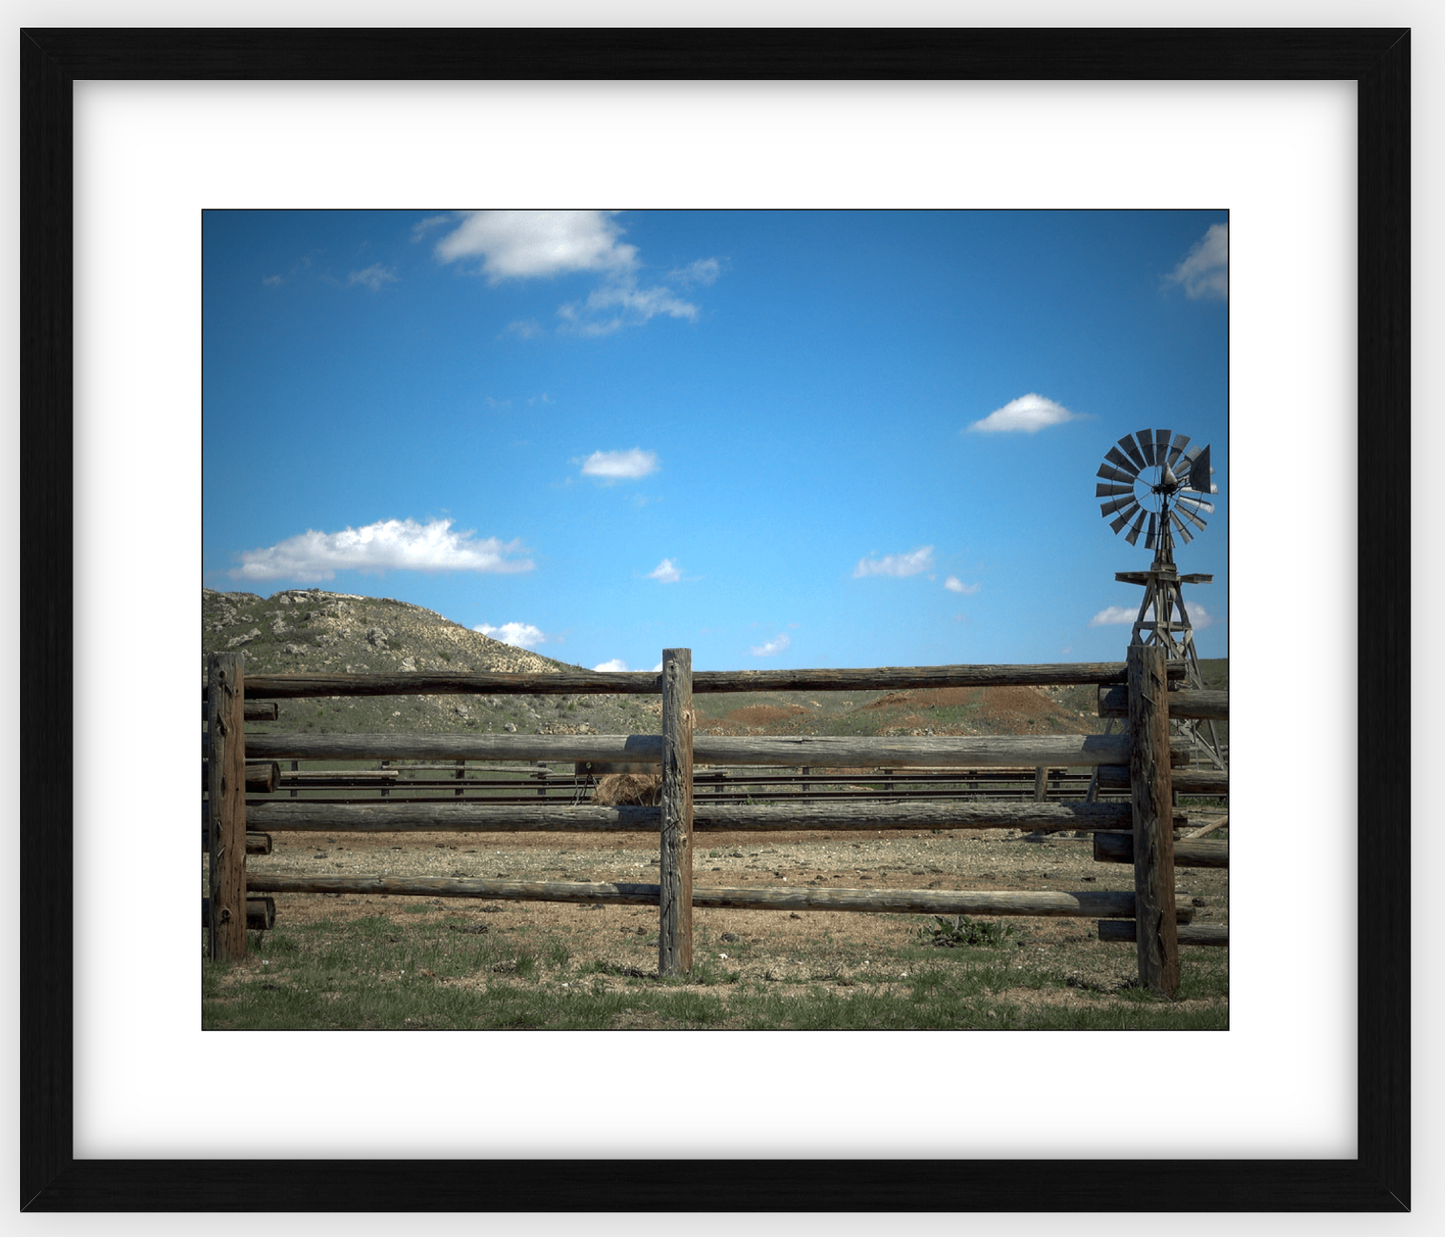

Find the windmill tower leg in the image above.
[{"left": 1119, "top": 566, "right": 1227, "bottom": 772}]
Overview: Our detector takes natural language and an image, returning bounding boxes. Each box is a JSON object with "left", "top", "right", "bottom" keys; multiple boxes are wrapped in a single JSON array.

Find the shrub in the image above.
[{"left": 916, "top": 914, "right": 1018, "bottom": 948}]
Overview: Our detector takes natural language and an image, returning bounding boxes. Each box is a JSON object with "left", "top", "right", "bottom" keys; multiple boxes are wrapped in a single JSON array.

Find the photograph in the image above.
[{"left": 201, "top": 208, "right": 1231, "bottom": 1031}]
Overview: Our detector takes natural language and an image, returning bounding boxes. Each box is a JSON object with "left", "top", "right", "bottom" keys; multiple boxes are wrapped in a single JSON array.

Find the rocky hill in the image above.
[
  {"left": 202, "top": 587, "right": 1111, "bottom": 741},
  {"left": 202, "top": 587, "right": 661, "bottom": 738}
]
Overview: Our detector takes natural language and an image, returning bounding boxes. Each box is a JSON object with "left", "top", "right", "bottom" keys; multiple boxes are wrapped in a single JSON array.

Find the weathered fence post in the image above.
[
  {"left": 206, "top": 652, "right": 247, "bottom": 962},
  {"left": 659, "top": 648, "right": 694, "bottom": 976},
  {"left": 1128, "top": 643, "right": 1179, "bottom": 995}
]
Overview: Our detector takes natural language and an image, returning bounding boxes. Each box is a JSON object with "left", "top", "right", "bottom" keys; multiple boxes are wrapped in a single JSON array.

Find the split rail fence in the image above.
[{"left": 204, "top": 646, "right": 1228, "bottom": 995}]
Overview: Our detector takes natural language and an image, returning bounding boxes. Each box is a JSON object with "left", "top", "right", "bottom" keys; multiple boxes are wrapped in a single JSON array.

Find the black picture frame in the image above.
[{"left": 19, "top": 28, "right": 1409, "bottom": 1212}]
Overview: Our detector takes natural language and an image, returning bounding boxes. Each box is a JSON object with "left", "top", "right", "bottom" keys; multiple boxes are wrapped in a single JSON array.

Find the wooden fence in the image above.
[
  {"left": 203, "top": 647, "right": 1227, "bottom": 995},
  {"left": 223, "top": 763, "right": 1183, "bottom": 804}
]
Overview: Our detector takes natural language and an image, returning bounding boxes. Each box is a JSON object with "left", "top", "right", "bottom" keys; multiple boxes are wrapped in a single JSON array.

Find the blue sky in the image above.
[{"left": 202, "top": 209, "right": 1227, "bottom": 672}]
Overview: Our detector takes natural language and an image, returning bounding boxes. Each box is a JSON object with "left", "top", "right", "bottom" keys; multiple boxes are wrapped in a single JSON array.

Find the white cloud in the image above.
[
  {"left": 1165, "top": 222, "right": 1228, "bottom": 300},
  {"left": 944, "top": 577, "right": 980, "bottom": 594},
  {"left": 1089, "top": 605, "right": 1138, "bottom": 627},
  {"left": 485, "top": 395, "right": 511, "bottom": 409},
  {"left": 647, "top": 558, "right": 682, "bottom": 583},
  {"left": 433, "top": 211, "right": 714, "bottom": 337},
  {"left": 571, "top": 315, "right": 626, "bottom": 338},
  {"left": 262, "top": 274, "right": 283, "bottom": 287},
  {"left": 231, "top": 518, "right": 533, "bottom": 582},
  {"left": 411, "top": 215, "right": 451, "bottom": 242},
  {"left": 750, "top": 634, "right": 791, "bottom": 658},
  {"left": 504, "top": 319, "right": 545, "bottom": 340},
  {"left": 966, "top": 393, "right": 1084, "bottom": 434},
  {"left": 1186, "top": 602, "right": 1220, "bottom": 630},
  {"left": 558, "top": 278, "right": 700, "bottom": 336},
  {"left": 669, "top": 257, "right": 721, "bottom": 286},
  {"left": 581, "top": 448, "right": 658, "bottom": 481},
  {"left": 593, "top": 658, "right": 630, "bottom": 672},
  {"left": 579, "top": 281, "right": 698, "bottom": 323},
  {"left": 474, "top": 622, "right": 546, "bottom": 649},
  {"left": 853, "top": 546, "right": 934, "bottom": 578},
  {"left": 348, "top": 263, "right": 398, "bottom": 291},
  {"left": 434, "top": 210, "right": 638, "bottom": 282},
  {"left": 1089, "top": 601, "right": 1221, "bottom": 630}
]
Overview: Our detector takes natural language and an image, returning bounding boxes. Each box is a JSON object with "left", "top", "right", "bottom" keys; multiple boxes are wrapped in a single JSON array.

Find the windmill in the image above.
[{"left": 1095, "top": 428, "right": 1226, "bottom": 772}]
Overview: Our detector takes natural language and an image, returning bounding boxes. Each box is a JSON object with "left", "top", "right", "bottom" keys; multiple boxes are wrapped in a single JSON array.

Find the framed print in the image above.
[{"left": 19, "top": 29, "right": 1408, "bottom": 1212}]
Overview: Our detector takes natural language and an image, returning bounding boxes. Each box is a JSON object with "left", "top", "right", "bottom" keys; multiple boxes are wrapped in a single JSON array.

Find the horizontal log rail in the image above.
[
  {"left": 241, "top": 789, "right": 1134, "bottom": 809},
  {"left": 1098, "top": 920, "right": 1227, "bottom": 947},
  {"left": 202, "top": 896, "right": 275, "bottom": 931},
  {"left": 1097, "top": 765, "right": 1227, "bottom": 796},
  {"left": 232, "top": 802, "right": 661, "bottom": 832},
  {"left": 240, "top": 767, "right": 1137, "bottom": 805},
  {"left": 1096, "top": 685, "right": 1229, "bottom": 720},
  {"left": 284, "top": 766, "right": 1098, "bottom": 788},
  {"left": 200, "top": 700, "right": 279, "bottom": 721},
  {"left": 217, "top": 660, "right": 1187, "bottom": 700},
  {"left": 1092, "top": 830, "right": 1228, "bottom": 869},
  {"left": 222, "top": 799, "right": 1189, "bottom": 833},
  {"left": 272, "top": 760, "right": 1105, "bottom": 778},
  {"left": 244, "top": 872, "right": 1196, "bottom": 921},
  {"left": 202, "top": 761, "right": 280, "bottom": 794},
  {"left": 201, "top": 830, "right": 273, "bottom": 855},
  {"left": 229, "top": 731, "right": 1192, "bottom": 769},
  {"left": 264, "top": 768, "right": 1112, "bottom": 798}
]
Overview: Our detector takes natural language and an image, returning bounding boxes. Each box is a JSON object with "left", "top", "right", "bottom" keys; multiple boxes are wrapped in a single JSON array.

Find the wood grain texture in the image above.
[
  {"left": 243, "top": 873, "right": 1197, "bottom": 921},
  {"left": 201, "top": 897, "right": 275, "bottom": 931},
  {"left": 200, "top": 831, "right": 273, "bottom": 856},
  {"left": 1096, "top": 685, "right": 1229, "bottom": 720},
  {"left": 658, "top": 649, "right": 694, "bottom": 976},
  {"left": 205, "top": 654, "right": 247, "bottom": 962},
  {"left": 236, "top": 730, "right": 1190, "bottom": 769},
  {"left": 1092, "top": 831, "right": 1227, "bottom": 869},
  {"left": 1097, "top": 920, "right": 1227, "bottom": 947},
  {"left": 228, "top": 799, "right": 1183, "bottom": 834},
  {"left": 200, "top": 700, "right": 278, "bottom": 721},
  {"left": 229, "top": 660, "right": 1187, "bottom": 699},
  {"left": 1098, "top": 765, "right": 1227, "bottom": 796},
  {"left": 227, "top": 801, "right": 663, "bottom": 832},
  {"left": 1128, "top": 644, "right": 1179, "bottom": 995},
  {"left": 200, "top": 761, "right": 278, "bottom": 793}
]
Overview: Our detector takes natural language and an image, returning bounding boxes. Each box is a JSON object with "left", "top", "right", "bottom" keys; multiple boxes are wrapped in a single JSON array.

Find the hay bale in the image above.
[{"left": 592, "top": 772, "right": 664, "bottom": 806}]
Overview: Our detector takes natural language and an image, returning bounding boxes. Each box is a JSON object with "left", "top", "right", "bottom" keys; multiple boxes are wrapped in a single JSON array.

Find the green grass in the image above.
[{"left": 204, "top": 912, "right": 1227, "bottom": 1031}]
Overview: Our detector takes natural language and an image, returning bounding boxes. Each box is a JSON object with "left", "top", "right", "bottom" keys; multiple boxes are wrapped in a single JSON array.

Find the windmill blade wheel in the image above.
[{"left": 1097, "top": 431, "right": 1218, "bottom": 551}]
